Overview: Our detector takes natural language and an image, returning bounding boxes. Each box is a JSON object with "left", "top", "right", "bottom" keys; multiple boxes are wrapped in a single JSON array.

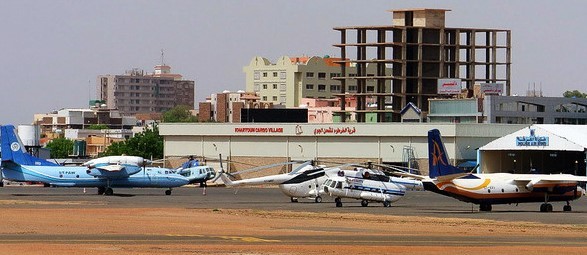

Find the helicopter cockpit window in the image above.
[
  {"left": 335, "top": 181, "right": 343, "bottom": 189},
  {"left": 329, "top": 180, "right": 336, "bottom": 188}
]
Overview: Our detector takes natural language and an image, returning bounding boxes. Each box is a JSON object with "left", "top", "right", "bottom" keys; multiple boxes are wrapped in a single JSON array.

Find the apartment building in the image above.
[
  {"left": 97, "top": 65, "right": 195, "bottom": 116},
  {"left": 243, "top": 56, "right": 390, "bottom": 111}
]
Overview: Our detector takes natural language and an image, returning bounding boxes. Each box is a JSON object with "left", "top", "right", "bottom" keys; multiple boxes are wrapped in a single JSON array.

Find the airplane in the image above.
[
  {"left": 321, "top": 167, "right": 423, "bottom": 207},
  {"left": 1, "top": 124, "right": 190, "bottom": 195},
  {"left": 390, "top": 129, "right": 587, "bottom": 212}
]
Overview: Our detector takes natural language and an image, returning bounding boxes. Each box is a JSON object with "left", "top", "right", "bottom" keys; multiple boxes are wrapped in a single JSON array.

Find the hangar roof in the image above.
[{"left": 479, "top": 125, "right": 587, "bottom": 152}]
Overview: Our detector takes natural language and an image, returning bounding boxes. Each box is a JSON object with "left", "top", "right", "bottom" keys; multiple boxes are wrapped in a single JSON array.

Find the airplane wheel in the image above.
[
  {"left": 335, "top": 201, "right": 343, "bottom": 207},
  {"left": 361, "top": 200, "right": 369, "bottom": 207},
  {"left": 165, "top": 190, "right": 172, "bottom": 196},
  {"left": 104, "top": 188, "right": 114, "bottom": 196},
  {"left": 479, "top": 203, "right": 492, "bottom": 212},
  {"left": 383, "top": 201, "right": 390, "bottom": 207},
  {"left": 563, "top": 205, "right": 572, "bottom": 212},
  {"left": 97, "top": 187, "right": 105, "bottom": 195},
  {"left": 315, "top": 196, "right": 322, "bottom": 203},
  {"left": 540, "top": 203, "right": 553, "bottom": 212},
  {"left": 290, "top": 197, "right": 298, "bottom": 203}
]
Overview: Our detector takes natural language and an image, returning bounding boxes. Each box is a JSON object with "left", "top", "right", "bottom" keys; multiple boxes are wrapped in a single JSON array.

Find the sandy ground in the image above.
[{"left": 1, "top": 205, "right": 586, "bottom": 255}]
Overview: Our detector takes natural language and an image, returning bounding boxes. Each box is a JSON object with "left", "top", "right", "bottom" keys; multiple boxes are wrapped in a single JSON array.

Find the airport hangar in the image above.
[
  {"left": 479, "top": 124, "right": 587, "bottom": 176},
  {"left": 159, "top": 123, "right": 532, "bottom": 176}
]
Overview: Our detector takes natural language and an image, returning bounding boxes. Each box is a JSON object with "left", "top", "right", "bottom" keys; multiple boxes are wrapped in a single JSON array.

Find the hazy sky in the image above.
[{"left": 2, "top": 0, "right": 586, "bottom": 125}]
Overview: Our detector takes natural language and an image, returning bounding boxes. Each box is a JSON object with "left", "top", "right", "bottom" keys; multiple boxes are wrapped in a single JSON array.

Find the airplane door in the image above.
[{"left": 146, "top": 169, "right": 159, "bottom": 186}]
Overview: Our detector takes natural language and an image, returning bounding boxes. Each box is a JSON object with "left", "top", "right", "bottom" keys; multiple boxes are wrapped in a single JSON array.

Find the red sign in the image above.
[{"left": 234, "top": 127, "right": 283, "bottom": 133}]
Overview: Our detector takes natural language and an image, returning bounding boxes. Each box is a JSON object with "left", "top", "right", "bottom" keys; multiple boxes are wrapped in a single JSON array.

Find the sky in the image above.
[{"left": 2, "top": 0, "right": 587, "bottom": 125}]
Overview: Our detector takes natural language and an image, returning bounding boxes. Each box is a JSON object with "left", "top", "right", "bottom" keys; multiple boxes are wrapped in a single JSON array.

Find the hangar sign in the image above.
[{"left": 516, "top": 129, "right": 549, "bottom": 147}]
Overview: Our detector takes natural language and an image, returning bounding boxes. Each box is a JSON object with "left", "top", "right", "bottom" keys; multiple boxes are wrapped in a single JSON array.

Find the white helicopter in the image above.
[
  {"left": 321, "top": 167, "right": 423, "bottom": 207},
  {"left": 218, "top": 159, "right": 331, "bottom": 202}
]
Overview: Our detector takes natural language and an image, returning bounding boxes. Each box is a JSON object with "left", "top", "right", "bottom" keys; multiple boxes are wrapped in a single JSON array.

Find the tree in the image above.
[
  {"left": 45, "top": 138, "right": 74, "bottom": 158},
  {"left": 101, "top": 125, "right": 163, "bottom": 159},
  {"left": 162, "top": 105, "right": 197, "bottom": 123},
  {"left": 88, "top": 124, "right": 109, "bottom": 130},
  {"left": 563, "top": 90, "right": 587, "bottom": 98}
]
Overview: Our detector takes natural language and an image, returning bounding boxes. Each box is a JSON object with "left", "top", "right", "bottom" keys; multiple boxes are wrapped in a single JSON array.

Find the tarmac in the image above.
[{"left": 1, "top": 185, "right": 587, "bottom": 225}]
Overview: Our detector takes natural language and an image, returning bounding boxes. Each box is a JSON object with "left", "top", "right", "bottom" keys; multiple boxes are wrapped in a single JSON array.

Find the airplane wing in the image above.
[
  {"left": 94, "top": 164, "right": 125, "bottom": 172},
  {"left": 513, "top": 174, "right": 587, "bottom": 191}
]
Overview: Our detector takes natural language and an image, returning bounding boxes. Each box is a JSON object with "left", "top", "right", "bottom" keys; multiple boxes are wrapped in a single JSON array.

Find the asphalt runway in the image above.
[{"left": 1, "top": 185, "right": 587, "bottom": 225}]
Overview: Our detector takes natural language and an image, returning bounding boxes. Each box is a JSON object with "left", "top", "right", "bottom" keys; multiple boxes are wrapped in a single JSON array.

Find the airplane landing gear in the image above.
[
  {"left": 165, "top": 189, "right": 172, "bottom": 196},
  {"left": 540, "top": 203, "right": 553, "bottom": 212},
  {"left": 335, "top": 197, "right": 343, "bottom": 207},
  {"left": 290, "top": 197, "right": 299, "bottom": 203},
  {"left": 383, "top": 201, "right": 391, "bottom": 207},
  {"left": 540, "top": 193, "right": 553, "bottom": 212},
  {"left": 479, "top": 203, "right": 492, "bottom": 212},
  {"left": 314, "top": 196, "right": 322, "bottom": 203},
  {"left": 563, "top": 201, "right": 572, "bottom": 212},
  {"left": 104, "top": 187, "right": 114, "bottom": 196},
  {"left": 97, "top": 187, "right": 105, "bottom": 195},
  {"left": 361, "top": 200, "right": 369, "bottom": 207}
]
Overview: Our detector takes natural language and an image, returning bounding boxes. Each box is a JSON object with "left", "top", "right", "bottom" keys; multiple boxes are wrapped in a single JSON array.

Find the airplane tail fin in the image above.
[
  {"left": 1, "top": 125, "right": 58, "bottom": 166},
  {"left": 428, "top": 129, "right": 465, "bottom": 179}
]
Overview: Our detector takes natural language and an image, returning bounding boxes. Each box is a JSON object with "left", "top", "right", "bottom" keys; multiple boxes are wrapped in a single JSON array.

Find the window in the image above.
[
  {"left": 318, "top": 85, "right": 326, "bottom": 92},
  {"left": 280, "top": 96, "right": 286, "bottom": 103},
  {"left": 318, "top": 72, "right": 326, "bottom": 79},
  {"left": 306, "top": 84, "right": 314, "bottom": 90},
  {"left": 330, "top": 85, "right": 341, "bottom": 92},
  {"left": 280, "top": 84, "right": 286, "bottom": 91},
  {"left": 273, "top": 84, "right": 277, "bottom": 89},
  {"left": 254, "top": 72, "right": 260, "bottom": 80},
  {"left": 330, "top": 73, "right": 340, "bottom": 78},
  {"left": 263, "top": 72, "right": 268, "bottom": 77},
  {"left": 273, "top": 72, "right": 278, "bottom": 77},
  {"left": 272, "top": 96, "right": 278, "bottom": 101},
  {"left": 280, "top": 72, "right": 286, "bottom": 79},
  {"left": 253, "top": 84, "right": 260, "bottom": 92},
  {"left": 306, "top": 72, "right": 314, "bottom": 78},
  {"left": 367, "top": 86, "right": 375, "bottom": 92},
  {"left": 262, "top": 96, "right": 267, "bottom": 101},
  {"left": 262, "top": 84, "right": 267, "bottom": 89},
  {"left": 348, "top": 85, "right": 357, "bottom": 92}
]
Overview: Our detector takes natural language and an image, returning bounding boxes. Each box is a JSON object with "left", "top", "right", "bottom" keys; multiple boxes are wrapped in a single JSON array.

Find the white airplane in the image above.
[
  {"left": 392, "top": 129, "right": 587, "bottom": 212},
  {"left": 321, "top": 167, "right": 423, "bottom": 207}
]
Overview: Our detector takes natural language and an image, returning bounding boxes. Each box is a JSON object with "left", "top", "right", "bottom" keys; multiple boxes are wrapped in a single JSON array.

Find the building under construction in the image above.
[{"left": 333, "top": 9, "right": 511, "bottom": 122}]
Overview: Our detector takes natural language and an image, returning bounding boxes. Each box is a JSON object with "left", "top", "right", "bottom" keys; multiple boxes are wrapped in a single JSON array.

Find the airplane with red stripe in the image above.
[{"left": 393, "top": 129, "right": 587, "bottom": 212}]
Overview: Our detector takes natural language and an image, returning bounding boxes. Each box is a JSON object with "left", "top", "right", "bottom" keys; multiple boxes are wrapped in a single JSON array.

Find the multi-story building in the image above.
[
  {"left": 427, "top": 95, "right": 587, "bottom": 124},
  {"left": 33, "top": 107, "right": 136, "bottom": 138},
  {"left": 97, "top": 65, "right": 195, "bottom": 116},
  {"left": 333, "top": 9, "right": 511, "bottom": 122},
  {"left": 243, "top": 56, "right": 390, "bottom": 113},
  {"left": 199, "top": 91, "right": 270, "bottom": 123}
]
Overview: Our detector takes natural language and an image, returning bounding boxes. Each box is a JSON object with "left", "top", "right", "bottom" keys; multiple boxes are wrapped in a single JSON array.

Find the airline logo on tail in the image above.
[{"left": 431, "top": 140, "right": 448, "bottom": 167}]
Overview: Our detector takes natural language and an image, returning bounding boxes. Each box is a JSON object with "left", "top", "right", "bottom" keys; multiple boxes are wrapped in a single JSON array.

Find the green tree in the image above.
[
  {"left": 101, "top": 125, "right": 163, "bottom": 159},
  {"left": 88, "top": 124, "right": 109, "bottom": 130},
  {"left": 162, "top": 105, "right": 197, "bottom": 123},
  {"left": 45, "top": 138, "right": 75, "bottom": 158},
  {"left": 563, "top": 90, "right": 587, "bottom": 98}
]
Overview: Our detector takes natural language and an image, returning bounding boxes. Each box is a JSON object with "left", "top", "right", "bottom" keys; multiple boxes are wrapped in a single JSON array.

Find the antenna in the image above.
[{"left": 160, "top": 49, "right": 165, "bottom": 66}]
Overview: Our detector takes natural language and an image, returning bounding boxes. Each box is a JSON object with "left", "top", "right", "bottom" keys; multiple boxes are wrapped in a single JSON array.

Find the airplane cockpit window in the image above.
[{"left": 329, "top": 180, "right": 336, "bottom": 188}]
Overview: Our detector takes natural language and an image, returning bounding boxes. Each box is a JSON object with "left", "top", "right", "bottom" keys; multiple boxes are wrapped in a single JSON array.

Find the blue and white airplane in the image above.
[{"left": 1, "top": 125, "right": 190, "bottom": 195}]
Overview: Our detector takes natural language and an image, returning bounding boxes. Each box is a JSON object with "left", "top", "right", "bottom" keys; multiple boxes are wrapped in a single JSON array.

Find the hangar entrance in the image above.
[{"left": 481, "top": 150, "right": 586, "bottom": 176}]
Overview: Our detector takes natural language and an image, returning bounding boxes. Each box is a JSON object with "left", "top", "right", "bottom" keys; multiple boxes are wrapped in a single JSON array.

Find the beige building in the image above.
[
  {"left": 243, "top": 56, "right": 390, "bottom": 110},
  {"left": 97, "top": 65, "right": 195, "bottom": 116}
]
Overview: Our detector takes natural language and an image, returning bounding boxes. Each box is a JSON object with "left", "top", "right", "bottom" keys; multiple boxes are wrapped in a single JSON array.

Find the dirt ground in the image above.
[{"left": 0, "top": 205, "right": 586, "bottom": 255}]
